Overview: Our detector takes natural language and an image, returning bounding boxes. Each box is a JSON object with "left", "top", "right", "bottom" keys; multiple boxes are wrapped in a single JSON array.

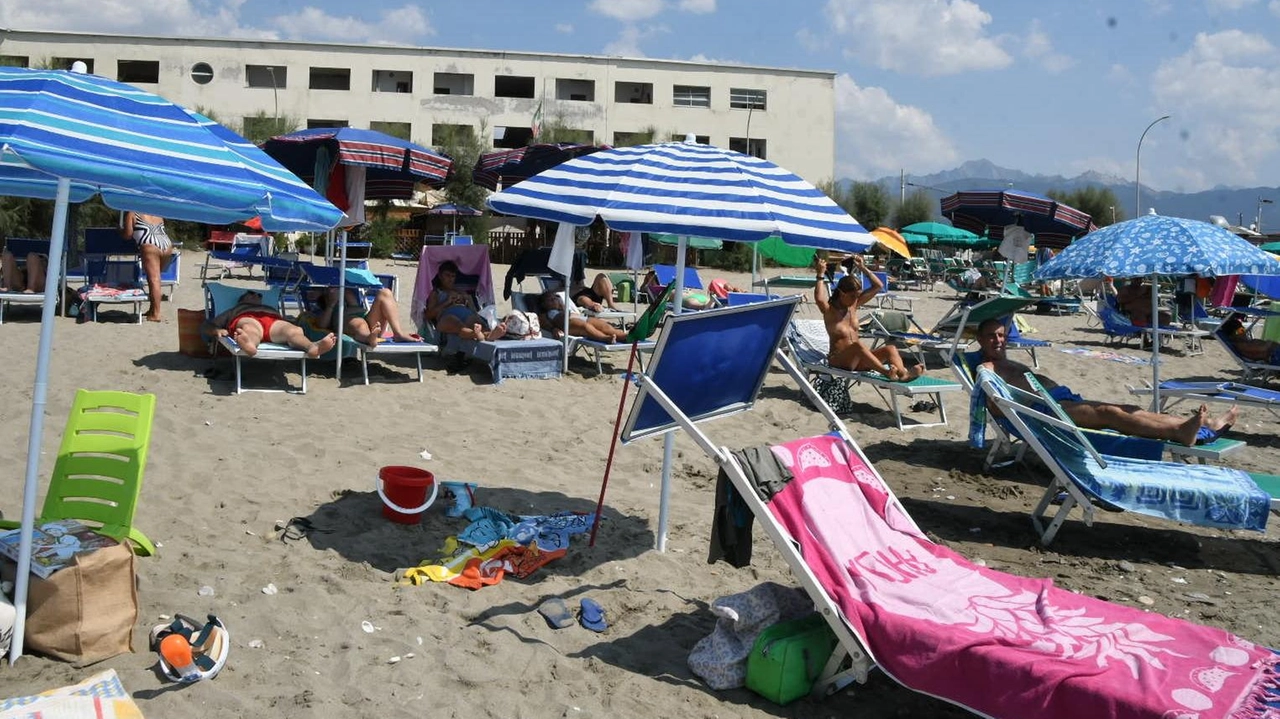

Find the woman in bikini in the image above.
[
  {"left": 119, "top": 212, "right": 174, "bottom": 322},
  {"left": 313, "top": 285, "right": 420, "bottom": 347}
]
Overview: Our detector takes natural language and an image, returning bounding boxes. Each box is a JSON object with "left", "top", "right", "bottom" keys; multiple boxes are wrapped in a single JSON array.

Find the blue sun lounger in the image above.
[{"left": 1128, "top": 379, "right": 1280, "bottom": 421}]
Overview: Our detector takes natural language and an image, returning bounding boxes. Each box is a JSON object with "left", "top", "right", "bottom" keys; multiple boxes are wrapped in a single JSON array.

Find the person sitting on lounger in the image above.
[
  {"left": 536, "top": 290, "right": 629, "bottom": 343},
  {"left": 571, "top": 273, "right": 621, "bottom": 313},
  {"left": 423, "top": 260, "right": 507, "bottom": 342},
  {"left": 1218, "top": 313, "right": 1280, "bottom": 364},
  {"left": 1, "top": 248, "right": 46, "bottom": 293},
  {"left": 815, "top": 255, "right": 923, "bottom": 382},
  {"left": 1116, "top": 278, "right": 1172, "bottom": 327},
  {"left": 975, "top": 317, "right": 1236, "bottom": 446},
  {"left": 312, "top": 286, "right": 420, "bottom": 347},
  {"left": 202, "top": 289, "right": 337, "bottom": 358}
]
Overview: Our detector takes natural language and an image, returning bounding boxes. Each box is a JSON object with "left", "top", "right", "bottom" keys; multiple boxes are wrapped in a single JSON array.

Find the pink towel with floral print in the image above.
[{"left": 766, "top": 435, "right": 1280, "bottom": 719}]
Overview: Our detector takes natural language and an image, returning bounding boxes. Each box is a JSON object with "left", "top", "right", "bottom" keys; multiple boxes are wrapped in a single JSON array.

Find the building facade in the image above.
[{"left": 0, "top": 30, "right": 837, "bottom": 184}]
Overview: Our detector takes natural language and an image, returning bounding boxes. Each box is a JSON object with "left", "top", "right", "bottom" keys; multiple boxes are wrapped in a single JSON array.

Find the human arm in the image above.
[
  {"left": 813, "top": 259, "right": 831, "bottom": 314},
  {"left": 423, "top": 289, "right": 449, "bottom": 322},
  {"left": 119, "top": 212, "right": 135, "bottom": 240},
  {"left": 850, "top": 255, "right": 881, "bottom": 307}
]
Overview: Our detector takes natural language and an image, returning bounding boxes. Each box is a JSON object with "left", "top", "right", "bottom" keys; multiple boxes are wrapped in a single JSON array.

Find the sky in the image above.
[{"left": 5, "top": 0, "right": 1280, "bottom": 193}]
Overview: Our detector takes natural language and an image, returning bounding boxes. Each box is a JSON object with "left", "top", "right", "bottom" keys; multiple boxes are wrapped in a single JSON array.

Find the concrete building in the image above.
[{"left": 0, "top": 30, "right": 837, "bottom": 184}]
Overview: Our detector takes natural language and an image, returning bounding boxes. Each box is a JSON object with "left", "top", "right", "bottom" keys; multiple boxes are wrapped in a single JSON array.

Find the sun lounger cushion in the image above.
[{"left": 760, "top": 433, "right": 1280, "bottom": 719}]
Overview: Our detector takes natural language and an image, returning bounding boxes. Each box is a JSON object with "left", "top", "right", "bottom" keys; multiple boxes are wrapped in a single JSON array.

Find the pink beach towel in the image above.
[
  {"left": 1211, "top": 276, "right": 1240, "bottom": 309},
  {"left": 765, "top": 435, "right": 1280, "bottom": 719},
  {"left": 410, "top": 244, "right": 495, "bottom": 323}
]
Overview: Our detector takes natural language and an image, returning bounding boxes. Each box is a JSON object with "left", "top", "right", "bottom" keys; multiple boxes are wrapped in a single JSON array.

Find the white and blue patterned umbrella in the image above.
[
  {"left": 1035, "top": 214, "right": 1280, "bottom": 280},
  {"left": 487, "top": 140, "right": 871, "bottom": 252},
  {"left": 0, "top": 66, "right": 344, "bottom": 665}
]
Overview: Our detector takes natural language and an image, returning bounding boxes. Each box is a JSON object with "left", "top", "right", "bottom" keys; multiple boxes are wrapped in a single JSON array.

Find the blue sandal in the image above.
[{"left": 579, "top": 598, "right": 607, "bottom": 633}]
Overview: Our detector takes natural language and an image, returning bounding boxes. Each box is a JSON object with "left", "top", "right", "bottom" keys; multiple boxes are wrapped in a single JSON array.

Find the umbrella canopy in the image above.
[
  {"left": 472, "top": 143, "right": 604, "bottom": 191},
  {"left": 899, "top": 221, "right": 978, "bottom": 242},
  {"left": 0, "top": 65, "right": 344, "bottom": 665},
  {"left": 426, "top": 202, "right": 483, "bottom": 217},
  {"left": 262, "top": 127, "right": 453, "bottom": 201},
  {"left": 869, "top": 227, "right": 910, "bottom": 258},
  {"left": 1036, "top": 214, "right": 1280, "bottom": 410},
  {"left": 651, "top": 232, "right": 723, "bottom": 250},
  {"left": 902, "top": 231, "right": 930, "bottom": 246},
  {"left": 941, "top": 189, "right": 1095, "bottom": 250},
  {"left": 0, "top": 68, "right": 344, "bottom": 231}
]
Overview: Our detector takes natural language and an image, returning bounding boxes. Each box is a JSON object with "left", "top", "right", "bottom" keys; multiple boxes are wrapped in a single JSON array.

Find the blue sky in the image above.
[{"left": 6, "top": 0, "right": 1280, "bottom": 192}]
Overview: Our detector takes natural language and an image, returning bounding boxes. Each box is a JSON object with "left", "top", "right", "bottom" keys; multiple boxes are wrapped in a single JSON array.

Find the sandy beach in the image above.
[{"left": 0, "top": 252, "right": 1277, "bottom": 718}]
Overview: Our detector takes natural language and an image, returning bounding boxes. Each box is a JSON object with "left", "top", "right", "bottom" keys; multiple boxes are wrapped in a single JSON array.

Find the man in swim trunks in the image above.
[
  {"left": 1218, "top": 313, "right": 1280, "bottom": 365},
  {"left": 203, "top": 290, "right": 337, "bottom": 358},
  {"left": 975, "top": 317, "right": 1236, "bottom": 446},
  {"left": 815, "top": 254, "right": 923, "bottom": 382}
]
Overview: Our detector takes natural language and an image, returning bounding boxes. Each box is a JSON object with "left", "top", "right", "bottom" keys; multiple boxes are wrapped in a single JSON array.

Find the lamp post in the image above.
[
  {"left": 1256, "top": 197, "right": 1273, "bottom": 233},
  {"left": 1135, "top": 115, "right": 1170, "bottom": 217},
  {"left": 265, "top": 66, "right": 279, "bottom": 132}
]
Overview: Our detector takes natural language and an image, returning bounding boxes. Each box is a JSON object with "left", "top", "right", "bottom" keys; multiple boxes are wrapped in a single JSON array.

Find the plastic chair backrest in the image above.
[
  {"left": 41, "top": 390, "right": 155, "bottom": 545},
  {"left": 85, "top": 255, "right": 140, "bottom": 286},
  {"left": 450, "top": 235, "right": 474, "bottom": 246}
]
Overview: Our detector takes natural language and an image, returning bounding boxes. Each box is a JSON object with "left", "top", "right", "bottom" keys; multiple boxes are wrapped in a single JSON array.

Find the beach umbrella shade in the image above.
[
  {"left": 0, "top": 65, "right": 345, "bottom": 664},
  {"left": 650, "top": 232, "right": 723, "bottom": 250},
  {"left": 941, "top": 188, "right": 1095, "bottom": 250},
  {"left": 899, "top": 221, "right": 979, "bottom": 243},
  {"left": 902, "top": 231, "right": 930, "bottom": 246},
  {"left": 426, "top": 202, "right": 483, "bottom": 234},
  {"left": 869, "top": 227, "right": 910, "bottom": 258},
  {"left": 1036, "top": 213, "right": 1280, "bottom": 408},
  {"left": 487, "top": 138, "right": 872, "bottom": 551},
  {"left": 471, "top": 143, "right": 604, "bottom": 191}
]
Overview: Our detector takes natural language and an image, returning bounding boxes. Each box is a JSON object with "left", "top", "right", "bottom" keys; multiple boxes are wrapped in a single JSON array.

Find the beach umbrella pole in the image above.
[
  {"left": 335, "top": 230, "right": 348, "bottom": 382},
  {"left": 1150, "top": 273, "right": 1161, "bottom": 410},
  {"left": 589, "top": 342, "right": 639, "bottom": 547},
  {"left": 656, "top": 235, "right": 688, "bottom": 552},
  {"left": 10, "top": 177, "right": 71, "bottom": 664}
]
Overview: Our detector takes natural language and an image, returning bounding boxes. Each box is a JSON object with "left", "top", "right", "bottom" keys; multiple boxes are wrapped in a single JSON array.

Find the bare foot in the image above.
[
  {"left": 22, "top": 288, "right": 34, "bottom": 294},
  {"left": 1173, "top": 407, "right": 1207, "bottom": 446},
  {"left": 365, "top": 321, "right": 383, "bottom": 347},
  {"left": 484, "top": 322, "right": 508, "bottom": 341},
  {"left": 145, "top": 314, "right": 162, "bottom": 323},
  {"left": 1206, "top": 405, "right": 1239, "bottom": 433},
  {"left": 905, "top": 364, "right": 926, "bottom": 381},
  {"left": 307, "top": 333, "right": 338, "bottom": 358},
  {"left": 233, "top": 327, "right": 259, "bottom": 356}
]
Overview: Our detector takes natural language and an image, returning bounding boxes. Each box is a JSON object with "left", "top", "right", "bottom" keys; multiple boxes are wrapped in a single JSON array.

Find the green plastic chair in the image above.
[{"left": 0, "top": 390, "right": 156, "bottom": 556}]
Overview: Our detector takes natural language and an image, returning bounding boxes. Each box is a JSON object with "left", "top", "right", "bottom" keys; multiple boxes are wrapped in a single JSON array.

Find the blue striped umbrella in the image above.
[{"left": 0, "top": 66, "right": 345, "bottom": 665}]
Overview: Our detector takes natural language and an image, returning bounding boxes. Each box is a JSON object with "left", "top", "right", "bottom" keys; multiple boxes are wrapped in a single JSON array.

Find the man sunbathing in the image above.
[
  {"left": 815, "top": 255, "right": 923, "bottom": 381},
  {"left": 203, "top": 290, "right": 337, "bottom": 358},
  {"left": 1219, "top": 313, "right": 1280, "bottom": 365},
  {"left": 975, "top": 317, "right": 1236, "bottom": 446}
]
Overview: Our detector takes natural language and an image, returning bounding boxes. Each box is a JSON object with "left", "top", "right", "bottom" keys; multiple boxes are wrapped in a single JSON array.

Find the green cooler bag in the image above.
[{"left": 744, "top": 613, "right": 838, "bottom": 705}]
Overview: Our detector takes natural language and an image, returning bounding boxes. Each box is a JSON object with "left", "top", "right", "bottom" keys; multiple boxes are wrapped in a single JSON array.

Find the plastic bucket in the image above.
[{"left": 376, "top": 466, "right": 438, "bottom": 524}]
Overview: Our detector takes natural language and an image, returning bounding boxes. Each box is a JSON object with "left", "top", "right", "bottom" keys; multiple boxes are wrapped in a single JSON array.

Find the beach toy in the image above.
[
  {"left": 150, "top": 614, "right": 229, "bottom": 683},
  {"left": 441, "top": 481, "right": 478, "bottom": 518},
  {"left": 376, "top": 466, "right": 438, "bottom": 524}
]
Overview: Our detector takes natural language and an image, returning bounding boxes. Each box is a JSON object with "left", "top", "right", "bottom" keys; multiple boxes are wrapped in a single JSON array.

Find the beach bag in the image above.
[
  {"left": 744, "top": 613, "right": 838, "bottom": 705},
  {"left": 503, "top": 310, "right": 540, "bottom": 340},
  {"left": 177, "top": 308, "right": 212, "bottom": 357},
  {"left": 3, "top": 542, "right": 137, "bottom": 664}
]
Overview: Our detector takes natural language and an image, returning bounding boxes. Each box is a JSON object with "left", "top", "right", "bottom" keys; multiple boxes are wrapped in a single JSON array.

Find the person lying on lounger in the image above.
[
  {"left": 423, "top": 260, "right": 507, "bottom": 342},
  {"left": 975, "top": 317, "right": 1236, "bottom": 446},
  {"left": 571, "top": 273, "right": 622, "bottom": 312},
  {"left": 1, "top": 248, "right": 46, "bottom": 293},
  {"left": 1218, "top": 313, "right": 1280, "bottom": 364},
  {"left": 815, "top": 255, "right": 923, "bottom": 382},
  {"left": 640, "top": 270, "right": 715, "bottom": 310},
  {"left": 311, "top": 286, "right": 421, "bottom": 347},
  {"left": 202, "top": 289, "right": 337, "bottom": 358},
  {"left": 536, "top": 290, "right": 629, "bottom": 343}
]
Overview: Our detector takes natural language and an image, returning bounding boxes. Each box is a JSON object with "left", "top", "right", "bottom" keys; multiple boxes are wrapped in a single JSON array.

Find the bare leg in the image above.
[
  {"left": 871, "top": 344, "right": 923, "bottom": 381},
  {"left": 1063, "top": 400, "right": 1205, "bottom": 446},
  {"left": 1, "top": 250, "right": 18, "bottom": 291},
  {"left": 271, "top": 321, "right": 337, "bottom": 358},
  {"left": 230, "top": 318, "right": 266, "bottom": 356},
  {"left": 1205, "top": 405, "right": 1239, "bottom": 433},
  {"left": 590, "top": 274, "right": 618, "bottom": 310},
  {"left": 138, "top": 244, "right": 171, "bottom": 321},
  {"left": 572, "top": 317, "right": 623, "bottom": 342},
  {"left": 830, "top": 340, "right": 892, "bottom": 374},
  {"left": 366, "top": 288, "right": 415, "bottom": 340},
  {"left": 24, "top": 253, "right": 45, "bottom": 293},
  {"left": 345, "top": 316, "right": 382, "bottom": 347}
]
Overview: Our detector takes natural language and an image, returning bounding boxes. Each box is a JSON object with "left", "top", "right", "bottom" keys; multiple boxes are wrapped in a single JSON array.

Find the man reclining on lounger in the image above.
[
  {"left": 203, "top": 289, "right": 337, "bottom": 358},
  {"left": 815, "top": 255, "right": 923, "bottom": 382},
  {"left": 975, "top": 317, "right": 1236, "bottom": 446},
  {"left": 1219, "top": 313, "right": 1280, "bottom": 365}
]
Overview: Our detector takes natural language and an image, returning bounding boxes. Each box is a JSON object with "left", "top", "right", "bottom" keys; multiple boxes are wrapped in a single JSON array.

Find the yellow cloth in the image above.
[
  {"left": 0, "top": 669, "right": 143, "bottom": 719},
  {"left": 398, "top": 538, "right": 517, "bottom": 585}
]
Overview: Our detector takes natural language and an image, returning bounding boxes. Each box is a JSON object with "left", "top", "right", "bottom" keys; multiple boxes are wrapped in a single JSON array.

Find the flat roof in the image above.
[{"left": 1, "top": 28, "right": 837, "bottom": 79}]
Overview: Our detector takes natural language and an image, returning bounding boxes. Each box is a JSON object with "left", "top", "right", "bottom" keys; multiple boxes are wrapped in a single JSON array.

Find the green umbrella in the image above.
[
  {"left": 650, "top": 232, "right": 723, "bottom": 250},
  {"left": 1259, "top": 241, "right": 1280, "bottom": 253},
  {"left": 900, "top": 221, "right": 980, "bottom": 242},
  {"left": 902, "top": 231, "right": 930, "bottom": 246}
]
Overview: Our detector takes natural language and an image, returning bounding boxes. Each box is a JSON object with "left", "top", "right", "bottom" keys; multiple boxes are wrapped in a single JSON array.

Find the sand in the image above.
[{"left": 0, "top": 253, "right": 1277, "bottom": 718}]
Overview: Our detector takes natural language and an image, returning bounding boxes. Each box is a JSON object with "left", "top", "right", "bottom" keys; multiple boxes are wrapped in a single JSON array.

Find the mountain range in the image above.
[{"left": 861, "top": 160, "right": 1280, "bottom": 231}]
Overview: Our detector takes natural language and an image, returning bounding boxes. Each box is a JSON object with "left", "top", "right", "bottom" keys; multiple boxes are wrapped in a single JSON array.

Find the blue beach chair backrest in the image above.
[{"left": 651, "top": 264, "right": 705, "bottom": 290}]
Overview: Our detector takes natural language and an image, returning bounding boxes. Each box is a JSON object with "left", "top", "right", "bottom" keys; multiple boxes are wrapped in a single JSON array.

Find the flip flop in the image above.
[
  {"left": 537, "top": 597, "right": 574, "bottom": 629},
  {"left": 578, "top": 597, "right": 607, "bottom": 633}
]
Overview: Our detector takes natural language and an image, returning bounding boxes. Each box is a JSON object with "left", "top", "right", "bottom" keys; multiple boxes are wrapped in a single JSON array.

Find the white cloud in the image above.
[
  {"left": 1271, "top": 0, "right": 1280, "bottom": 16},
  {"left": 833, "top": 73, "right": 957, "bottom": 179},
  {"left": 678, "top": 0, "right": 716, "bottom": 12},
  {"left": 1206, "top": 0, "right": 1258, "bottom": 10},
  {"left": 589, "top": 0, "right": 664, "bottom": 21},
  {"left": 1022, "top": 19, "right": 1074, "bottom": 73},
  {"left": 271, "top": 6, "right": 434, "bottom": 45},
  {"left": 796, "top": 27, "right": 827, "bottom": 53},
  {"left": 556, "top": 23, "right": 574, "bottom": 33},
  {"left": 1151, "top": 29, "right": 1280, "bottom": 189},
  {"left": 603, "top": 25, "right": 668, "bottom": 57},
  {"left": 824, "top": 0, "right": 1011, "bottom": 76},
  {"left": 1107, "top": 63, "right": 1135, "bottom": 85}
]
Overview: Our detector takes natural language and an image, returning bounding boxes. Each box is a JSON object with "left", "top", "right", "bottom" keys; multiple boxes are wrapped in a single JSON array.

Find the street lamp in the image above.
[
  {"left": 265, "top": 66, "right": 279, "bottom": 131},
  {"left": 1135, "top": 115, "right": 1171, "bottom": 217},
  {"left": 1257, "top": 197, "right": 1274, "bottom": 233}
]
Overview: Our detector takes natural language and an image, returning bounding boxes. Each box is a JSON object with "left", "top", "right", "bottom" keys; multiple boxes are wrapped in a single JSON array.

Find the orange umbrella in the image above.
[{"left": 870, "top": 227, "right": 911, "bottom": 258}]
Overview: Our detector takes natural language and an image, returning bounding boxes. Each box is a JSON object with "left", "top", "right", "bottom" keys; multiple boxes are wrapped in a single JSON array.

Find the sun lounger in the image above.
[
  {"left": 205, "top": 282, "right": 309, "bottom": 394},
  {"left": 1214, "top": 313, "right": 1280, "bottom": 382},
  {"left": 619, "top": 298, "right": 1280, "bottom": 717},
  {"left": 1129, "top": 379, "right": 1280, "bottom": 421},
  {"left": 1100, "top": 295, "right": 1208, "bottom": 355}
]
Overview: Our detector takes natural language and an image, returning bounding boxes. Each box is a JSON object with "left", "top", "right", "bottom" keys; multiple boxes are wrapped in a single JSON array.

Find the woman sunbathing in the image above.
[
  {"left": 423, "top": 260, "right": 506, "bottom": 342},
  {"left": 312, "top": 286, "right": 420, "bottom": 347},
  {"left": 203, "top": 289, "right": 337, "bottom": 358},
  {"left": 536, "top": 290, "right": 629, "bottom": 343}
]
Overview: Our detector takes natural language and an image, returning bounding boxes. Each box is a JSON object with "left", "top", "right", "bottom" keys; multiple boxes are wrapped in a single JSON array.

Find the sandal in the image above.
[{"left": 278, "top": 517, "right": 331, "bottom": 543}]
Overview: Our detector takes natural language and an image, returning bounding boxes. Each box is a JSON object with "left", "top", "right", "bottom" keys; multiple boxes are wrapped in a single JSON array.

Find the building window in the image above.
[
  {"left": 493, "top": 126, "right": 533, "bottom": 149},
  {"left": 615, "top": 81, "right": 652, "bottom": 104},
  {"left": 433, "top": 72, "right": 473, "bottom": 95},
  {"left": 673, "top": 85, "right": 711, "bottom": 108},
  {"left": 0, "top": 56, "right": 30, "bottom": 68},
  {"left": 117, "top": 60, "right": 159, "bottom": 84},
  {"left": 307, "top": 119, "right": 349, "bottom": 129},
  {"left": 370, "top": 121, "right": 411, "bottom": 140},
  {"left": 309, "top": 67, "right": 350, "bottom": 91},
  {"left": 555, "top": 129, "right": 594, "bottom": 144},
  {"left": 729, "top": 137, "right": 767, "bottom": 159},
  {"left": 613, "top": 130, "right": 655, "bottom": 147},
  {"left": 246, "top": 65, "right": 286, "bottom": 89},
  {"left": 373, "top": 70, "right": 412, "bottom": 93},
  {"left": 190, "top": 62, "right": 214, "bottom": 85},
  {"left": 669, "top": 133, "right": 710, "bottom": 144},
  {"left": 242, "top": 116, "right": 281, "bottom": 140},
  {"left": 432, "top": 123, "right": 475, "bottom": 146},
  {"left": 555, "top": 79, "right": 594, "bottom": 102},
  {"left": 494, "top": 75, "right": 535, "bottom": 99},
  {"left": 53, "top": 57, "right": 93, "bottom": 73},
  {"left": 729, "top": 88, "right": 767, "bottom": 110}
]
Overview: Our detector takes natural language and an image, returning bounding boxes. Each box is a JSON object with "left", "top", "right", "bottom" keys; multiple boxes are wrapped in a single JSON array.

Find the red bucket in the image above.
[{"left": 376, "top": 466, "right": 437, "bottom": 524}]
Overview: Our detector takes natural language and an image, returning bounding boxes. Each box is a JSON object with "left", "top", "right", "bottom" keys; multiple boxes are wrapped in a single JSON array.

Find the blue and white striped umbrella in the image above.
[
  {"left": 0, "top": 67, "right": 344, "bottom": 231},
  {"left": 487, "top": 140, "right": 871, "bottom": 252},
  {"left": 1035, "top": 214, "right": 1280, "bottom": 280}
]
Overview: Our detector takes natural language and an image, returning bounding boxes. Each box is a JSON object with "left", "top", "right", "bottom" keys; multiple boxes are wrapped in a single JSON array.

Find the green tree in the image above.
[
  {"left": 433, "top": 120, "right": 489, "bottom": 238},
  {"left": 237, "top": 111, "right": 300, "bottom": 145},
  {"left": 1047, "top": 186, "right": 1124, "bottom": 227},
  {"left": 891, "top": 190, "right": 934, "bottom": 228},
  {"left": 850, "top": 182, "right": 890, "bottom": 229}
]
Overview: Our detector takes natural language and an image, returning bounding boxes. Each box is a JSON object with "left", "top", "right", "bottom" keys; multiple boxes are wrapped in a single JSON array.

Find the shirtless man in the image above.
[
  {"left": 975, "top": 317, "right": 1236, "bottom": 446},
  {"left": 815, "top": 255, "right": 923, "bottom": 381},
  {"left": 203, "top": 290, "right": 337, "bottom": 358}
]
